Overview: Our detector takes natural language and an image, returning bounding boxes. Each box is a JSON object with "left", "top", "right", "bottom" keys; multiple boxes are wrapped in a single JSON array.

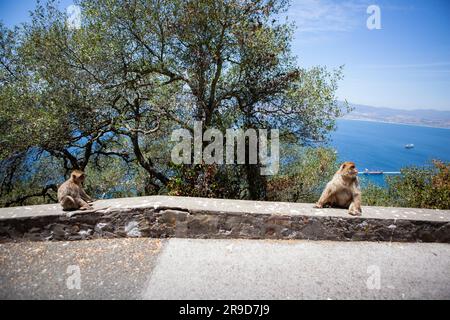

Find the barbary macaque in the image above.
[
  {"left": 58, "top": 170, "right": 94, "bottom": 211},
  {"left": 314, "top": 161, "right": 362, "bottom": 216}
]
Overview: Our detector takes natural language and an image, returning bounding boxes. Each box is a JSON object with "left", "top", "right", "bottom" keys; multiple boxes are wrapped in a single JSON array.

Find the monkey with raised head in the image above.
[
  {"left": 314, "top": 161, "right": 362, "bottom": 216},
  {"left": 58, "top": 170, "right": 94, "bottom": 211}
]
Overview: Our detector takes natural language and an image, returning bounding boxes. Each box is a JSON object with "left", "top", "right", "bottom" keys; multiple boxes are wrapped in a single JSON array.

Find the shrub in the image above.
[
  {"left": 167, "top": 163, "right": 242, "bottom": 199},
  {"left": 267, "top": 147, "right": 338, "bottom": 203},
  {"left": 362, "top": 160, "right": 450, "bottom": 209}
]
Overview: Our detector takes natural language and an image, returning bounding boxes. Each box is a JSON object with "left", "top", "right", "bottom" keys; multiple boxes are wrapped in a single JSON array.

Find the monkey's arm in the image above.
[
  {"left": 79, "top": 188, "right": 94, "bottom": 203},
  {"left": 315, "top": 184, "right": 335, "bottom": 208},
  {"left": 348, "top": 190, "right": 362, "bottom": 216}
]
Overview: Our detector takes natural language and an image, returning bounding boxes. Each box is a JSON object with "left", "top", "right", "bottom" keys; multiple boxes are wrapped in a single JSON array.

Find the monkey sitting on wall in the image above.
[
  {"left": 314, "top": 161, "right": 362, "bottom": 216},
  {"left": 58, "top": 170, "right": 94, "bottom": 211}
]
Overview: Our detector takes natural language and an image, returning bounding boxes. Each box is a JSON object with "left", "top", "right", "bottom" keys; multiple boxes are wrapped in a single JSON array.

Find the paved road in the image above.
[
  {"left": 1, "top": 238, "right": 449, "bottom": 299},
  {"left": 0, "top": 238, "right": 163, "bottom": 299}
]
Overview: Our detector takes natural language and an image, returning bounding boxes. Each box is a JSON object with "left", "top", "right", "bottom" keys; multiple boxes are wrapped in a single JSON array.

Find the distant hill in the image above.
[{"left": 341, "top": 103, "right": 450, "bottom": 129}]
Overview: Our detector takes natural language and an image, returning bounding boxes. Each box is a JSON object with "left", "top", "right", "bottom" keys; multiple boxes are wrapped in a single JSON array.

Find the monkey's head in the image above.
[
  {"left": 339, "top": 162, "right": 358, "bottom": 178},
  {"left": 71, "top": 170, "right": 86, "bottom": 185}
]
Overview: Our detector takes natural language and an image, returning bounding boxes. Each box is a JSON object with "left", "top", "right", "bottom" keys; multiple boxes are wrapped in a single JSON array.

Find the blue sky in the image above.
[
  {"left": 288, "top": 0, "right": 450, "bottom": 110},
  {"left": 1, "top": 0, "right": 449, "bottom": 110}
]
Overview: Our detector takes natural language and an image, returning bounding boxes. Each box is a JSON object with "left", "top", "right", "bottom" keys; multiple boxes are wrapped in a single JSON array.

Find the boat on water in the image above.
[
  {"left": 405, "top": 143, "right": 414, "bottom": 149},
  {"left": 363, "top": 169, "right": 384, "bottom": 175}
]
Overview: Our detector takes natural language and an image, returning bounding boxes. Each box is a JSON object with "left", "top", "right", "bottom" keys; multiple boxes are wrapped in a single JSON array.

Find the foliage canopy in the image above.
[{"left": 0, "top": 0, "right": 345, "bottom": 206}]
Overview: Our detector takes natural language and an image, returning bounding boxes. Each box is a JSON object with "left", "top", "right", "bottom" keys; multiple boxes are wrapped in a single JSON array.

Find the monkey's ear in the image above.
[{"left": 340, "top": 163, "right": 347, "bottom": 169}]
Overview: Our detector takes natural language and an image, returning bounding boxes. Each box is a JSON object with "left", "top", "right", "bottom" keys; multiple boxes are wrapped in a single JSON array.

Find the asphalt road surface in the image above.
[{"left": 1, "top": 238, "right": 449, "bottom": 299}]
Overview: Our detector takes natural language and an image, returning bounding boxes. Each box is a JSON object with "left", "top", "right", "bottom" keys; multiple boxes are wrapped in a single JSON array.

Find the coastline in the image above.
[
  {"left": 340, "top": 117, "right": 450, "bottom": 130},
  {"left": 330, "top": 118, "right": 450, "bottom": 184}
]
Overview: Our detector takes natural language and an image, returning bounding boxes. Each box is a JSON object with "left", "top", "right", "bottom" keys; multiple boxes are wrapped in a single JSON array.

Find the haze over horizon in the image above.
[
  {"left": 1, "top": 0, "right": 449, "bottom": 111},
  {"left": 288, "top": 0, "right": 450, "bottom": 111}
]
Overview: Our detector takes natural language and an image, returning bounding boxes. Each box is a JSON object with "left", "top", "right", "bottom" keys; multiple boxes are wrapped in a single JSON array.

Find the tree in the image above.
[
  {"left": 83, "top": 0, "right": 344, "bottom": 198},
  {"left": 0, "top": 0, "right": 346, "bottom": 205}
]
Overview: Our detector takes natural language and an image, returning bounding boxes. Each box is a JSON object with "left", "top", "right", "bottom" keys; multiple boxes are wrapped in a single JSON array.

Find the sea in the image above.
[{"left": 329, "top": 119, "right": 450, "bottom": 187}]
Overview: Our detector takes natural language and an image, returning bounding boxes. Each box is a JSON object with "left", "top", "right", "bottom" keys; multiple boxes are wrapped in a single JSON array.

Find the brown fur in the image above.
[
  {"left": 315, "top": 161, "right": 362, "bottom": 216},
  {"left": 57, "top": 170, "right": 94, "bottom": 211}
]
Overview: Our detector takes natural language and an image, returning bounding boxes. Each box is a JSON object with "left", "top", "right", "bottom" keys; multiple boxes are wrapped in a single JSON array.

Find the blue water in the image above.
[{"left": 329, "top": 120, "right": 450, "bottom": 186}]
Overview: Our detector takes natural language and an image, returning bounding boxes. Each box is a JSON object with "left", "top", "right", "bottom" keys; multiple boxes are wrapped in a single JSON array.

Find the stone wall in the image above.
[{"left": 0, "top": 196, "right": 449, "bottom": 243}]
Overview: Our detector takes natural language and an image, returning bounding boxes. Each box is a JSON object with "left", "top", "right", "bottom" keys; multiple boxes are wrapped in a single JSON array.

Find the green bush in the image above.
[
  {"left": 360, "top": 183, "right": 392, "bottom": 207},
  {"left": 167, "top": 163, "right": 243, "bottom": 199},
  {"left": 268, "top": 148, "right": 449, "bottom": 210},
  {"left": 267, "top": 147, "right": 338, "bottom": 203},
  {"left": 363, "top": 160, "right": 450, "bottom": 209}
]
